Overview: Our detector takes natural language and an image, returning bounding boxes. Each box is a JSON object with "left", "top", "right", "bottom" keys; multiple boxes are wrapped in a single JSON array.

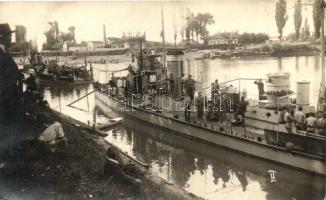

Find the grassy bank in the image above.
[{"left": 258, "top": 43, "right": 319, "bottom": 57}]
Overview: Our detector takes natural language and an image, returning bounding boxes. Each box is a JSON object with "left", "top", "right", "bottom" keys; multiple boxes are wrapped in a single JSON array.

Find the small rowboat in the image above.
[{"left": 96, "top": 117, "right": 123, "bottom": 130}]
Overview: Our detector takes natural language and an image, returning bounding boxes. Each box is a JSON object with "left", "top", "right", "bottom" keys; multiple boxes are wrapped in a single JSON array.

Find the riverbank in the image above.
[
  {"left": 0, "top": 105, "right": 201, "bottom": 200},
  {"left": 14, "top": 43, "right": 320, "bottom": 67},
  {"left": 184, "top": 42, "right": 319, "bottom": 60}
]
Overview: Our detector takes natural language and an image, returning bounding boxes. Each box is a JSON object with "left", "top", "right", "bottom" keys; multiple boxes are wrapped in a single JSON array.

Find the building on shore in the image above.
[
  {"left": 109, "top": 36, "right": 146, "bottom": 49},
  {"left": 208, "top": 36, "right": 239, "bottom": 45},
  {"left": 87, "top": 41, "right": 105, "bottom": 51},
  {"left": 63, "top": 41, "right": 87, "bottom": 52}
]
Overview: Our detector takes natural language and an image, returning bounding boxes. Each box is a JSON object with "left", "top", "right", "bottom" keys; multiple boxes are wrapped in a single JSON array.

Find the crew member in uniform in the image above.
[{"left": 0, "top": 24, "right": 20, "bottom": 127}]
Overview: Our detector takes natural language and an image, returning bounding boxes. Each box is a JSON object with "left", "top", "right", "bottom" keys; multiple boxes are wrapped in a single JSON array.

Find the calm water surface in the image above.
[{"left": 42, "top": 56, "right": 326, "bottom": 200}]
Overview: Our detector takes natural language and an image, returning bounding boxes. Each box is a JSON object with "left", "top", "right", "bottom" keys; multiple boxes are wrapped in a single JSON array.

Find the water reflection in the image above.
[
  {"left": 277, "top": 57, "right": 282, "bottom": 70},
  {"left": 184, "top": 56, "right": 322, "bottom": 105},
  {"left": 103, "top": 118, "right": 325, "bottom": 200},
  {"left": 315, "top": 55, "right": 320, "bottom": 69}
]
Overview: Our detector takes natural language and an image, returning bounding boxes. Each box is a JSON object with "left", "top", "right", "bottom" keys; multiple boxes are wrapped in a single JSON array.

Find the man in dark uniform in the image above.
[
  {"left": 254, "top": 79, "right": 265, "bottom": 100},
  {"left": 0, "top": 24, "right": 20, "bottom": 127}
]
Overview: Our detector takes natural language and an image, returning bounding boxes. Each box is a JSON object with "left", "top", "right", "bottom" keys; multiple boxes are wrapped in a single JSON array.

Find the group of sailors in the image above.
[
  {"left": 284, "top": 106, "right": 326, "bottom": 136},
  {"left": 100, "top": 68, "right": 250, "bottom": 125},
  {"left": 103, "top": 67, "right": 197, "bottom": 99}
]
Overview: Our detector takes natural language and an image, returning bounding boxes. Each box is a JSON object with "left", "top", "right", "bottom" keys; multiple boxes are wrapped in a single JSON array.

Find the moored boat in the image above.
[
  {"left": 95, "top": 117, "right": 123, "bottom": 130},
  {"left": 91, "top": 46, "right": 326, "bottom": 176},
  {"left": 94, "top": 90, "right": 326, "bottom": 176}
]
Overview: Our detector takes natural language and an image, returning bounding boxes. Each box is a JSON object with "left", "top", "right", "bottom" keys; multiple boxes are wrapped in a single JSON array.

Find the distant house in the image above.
[
  {"left": 179, "top": 39, "right": 197, "bottom": 46},
  {"left": 265, "top": 36, "right": 279, "bottom": 44},
  {"left": 146, "top": 41, "right": 163, "bottom": 48},
  {"left": 63, "top": 42, "right": 68, "bottom": 51},
  {"left": 52, "top": 42, "right": 64, "bottom": 51},
  {"left": 110, "top": 37, "right": 146, "bottom": 49},
  {"left": 208, "top": 36, "right": 238, "bottom": 45},
  {"left": 107, "top": 37, "right": 120, "bottom": 46},
  {"left": 87, "top": 41, "right": 105, "bottom": 51},
  {"left": 69, "top": 44, "right": 87, "bottom": 52},
  {"left": 63, "top": 42, "right": 88, "bottom": 52}
]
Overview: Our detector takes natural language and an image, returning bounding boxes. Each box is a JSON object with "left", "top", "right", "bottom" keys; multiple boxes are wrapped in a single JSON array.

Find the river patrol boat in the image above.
[
  {"left": 93, "top": 48, "right": 326, "bottom": 176},
  {"left": 24, "top": 53, "right": 93, "bottom": 86}
]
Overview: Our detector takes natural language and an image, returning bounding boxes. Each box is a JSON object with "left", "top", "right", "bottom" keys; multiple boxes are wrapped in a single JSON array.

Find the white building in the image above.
[
  {"left": 62, "top": 42, "right": 88, "bottom": 52},
  {"left": 69, "top": 45, "right": 87, "bottom": 52},
  {"left": 208, "top": 37, "right": 238, "bottom": 45},
  {"left": 63, "top": 42, "right": 68, "bottom": 51},
  {"left": 87, "top": 41, "right": 105, "bottom": 51}
]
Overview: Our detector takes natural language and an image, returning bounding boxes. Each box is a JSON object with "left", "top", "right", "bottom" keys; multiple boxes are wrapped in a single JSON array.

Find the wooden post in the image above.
[{"left": 93, "top": 109, "right": 97, "bottom": 131}]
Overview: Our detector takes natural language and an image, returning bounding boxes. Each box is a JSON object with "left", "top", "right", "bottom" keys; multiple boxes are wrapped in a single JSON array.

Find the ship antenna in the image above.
[
  {"left": 161, "top": 5, "right": 167, "bottom": 69},
  {"left": 139, "top": 36, "right": 143, "bottom": 71},
  {"left": 318, "top": 1, "right": 326, "bottom": 110}
]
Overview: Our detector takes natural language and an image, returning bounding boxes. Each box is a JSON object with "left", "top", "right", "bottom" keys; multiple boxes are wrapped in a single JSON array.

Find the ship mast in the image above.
[
  {"left": 304, "top": 1, "right": 326, "bottom": 110},
  {"left": 318, "top": 1, "right": 326, "bottom": 110},
  {"left": 161, "top": 6, "right": 167, "bottom": 68}
]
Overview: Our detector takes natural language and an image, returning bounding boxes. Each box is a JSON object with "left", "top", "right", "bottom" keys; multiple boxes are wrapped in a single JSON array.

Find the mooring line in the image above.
[{"left": 66, "top": 89, "right": 99, "bottom": 107}]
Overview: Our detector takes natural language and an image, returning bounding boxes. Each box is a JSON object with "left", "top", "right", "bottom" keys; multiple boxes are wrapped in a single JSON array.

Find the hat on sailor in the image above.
[{"left": 0, "top": 24, "right": 15, "bottom": 37}]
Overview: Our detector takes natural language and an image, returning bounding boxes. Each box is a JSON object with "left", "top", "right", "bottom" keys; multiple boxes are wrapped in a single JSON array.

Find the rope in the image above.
[
  {"left": 93, "top": 67, "right": 129, "bottom": 73},
  {"left": 67, "top": 89, "right": 99, "bottom": 107}
]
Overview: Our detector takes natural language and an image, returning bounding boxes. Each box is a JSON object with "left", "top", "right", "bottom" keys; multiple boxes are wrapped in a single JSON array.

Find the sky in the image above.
[{"left": 0, "top": 0, "right": 317, "bottom": 48}]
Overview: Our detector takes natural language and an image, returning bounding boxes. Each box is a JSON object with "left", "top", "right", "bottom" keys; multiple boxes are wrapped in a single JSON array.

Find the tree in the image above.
[
  {"left": 237, "top": 32, "right": 269, "bottom": 44},
  {"left": 68, "top": 26, "right": 76, "bottom": 43},
  {"left": 192, "top": 16, "right": 201, "bottom": 43},
  {"left": 15, "top": 25, "right": 27, "bottom": 43},
  {"left": 294, "top": 0, "right": 302, "bottom": 40},
  {"left": 185, "top": 8, "right": 192, "bottom": 43},
  {"left": 43, "top": 21, "right": 60, "bottom": 50},
  {"left": 196, "top": 13, "right": 214, "bottom": 44},
  {"left": 54, "top": 21, "right": 59, "bottom": 39},
  {"left": 43, "top": 21, "right": 77, "bottom": 50},
  {"left": 300, "top": 18, "right": 311, "bottom": 41},
  {"left": 179, "top": 27, "right": 185, "bottom": 41},
  {"left": 313, "top": 0, "right": 323, "bottom": 39},
  {"left": 182, "top": 10, "right": 214, "bottom": 45},
  {"left": 275, "top": 0, "right": 288, "bottom": 40}
]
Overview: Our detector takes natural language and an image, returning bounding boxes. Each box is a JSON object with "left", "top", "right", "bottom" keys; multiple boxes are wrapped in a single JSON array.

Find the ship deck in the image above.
[{"left": 98, "top": 92, "right": 326, "bottom": 154}]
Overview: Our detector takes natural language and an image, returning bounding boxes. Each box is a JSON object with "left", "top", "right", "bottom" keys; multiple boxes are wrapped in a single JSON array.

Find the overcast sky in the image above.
[{"left": 0, "top": 0, "right": 316, "bottom": 48}]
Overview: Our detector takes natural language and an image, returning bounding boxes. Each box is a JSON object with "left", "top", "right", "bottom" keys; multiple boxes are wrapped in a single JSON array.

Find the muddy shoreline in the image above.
[{"left": 0, "top": 106, "right": 202, "bottom": 200}]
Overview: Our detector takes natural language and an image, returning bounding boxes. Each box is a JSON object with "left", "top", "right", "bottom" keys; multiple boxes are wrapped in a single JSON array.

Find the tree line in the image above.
[
  {"left": 9, "top": 25, "right": 34, "bottom": 53},
  {"left": 180, "top": 9, "right": 214, "bottom": 45},
  {"left": 209, "top": 32, "right": 269, "bottom": 44},
  {"left": 275, "top": 0, "right": 325, "bottom": 41},
  {"left": 43, "top": 21, "right": 76, "bottom": 51}
]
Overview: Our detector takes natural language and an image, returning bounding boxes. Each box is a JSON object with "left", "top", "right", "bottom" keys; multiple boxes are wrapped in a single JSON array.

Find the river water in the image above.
[{"left": 41, "top": 56, "right": 325, "bottom": 200}]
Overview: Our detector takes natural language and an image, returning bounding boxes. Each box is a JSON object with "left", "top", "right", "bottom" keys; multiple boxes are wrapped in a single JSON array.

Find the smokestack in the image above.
[{"left": 103, "top": 25, "right": 107, "bottom": 46}]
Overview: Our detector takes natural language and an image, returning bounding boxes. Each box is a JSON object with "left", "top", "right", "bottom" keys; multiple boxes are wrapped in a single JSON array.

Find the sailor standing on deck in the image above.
[
  {"left": 184, "top": 96, "right": 191, "bottom": 122},
  {"left": 304, "top": 113, "right": 317, "bottom": 133},
  {"left": 186, "top": 75, "right": 195, "bottom": 100},
  {"left": 254, "top": 79, "right": 265, "bottom": 100},
  {"left": 294, "top": 107, "right": 305, "bottom": 131},
  {"left": 284, "top": 107, "right": 294, "bottom": 134},
  {"left": 317, "top": 113, "right": 326, "bottom": 136},
  {"left": 168, "top": 73, "right": 175, "bottom": 96},
  {"left": 195, "top": 91, "right": 205, "bottom": 120}
]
